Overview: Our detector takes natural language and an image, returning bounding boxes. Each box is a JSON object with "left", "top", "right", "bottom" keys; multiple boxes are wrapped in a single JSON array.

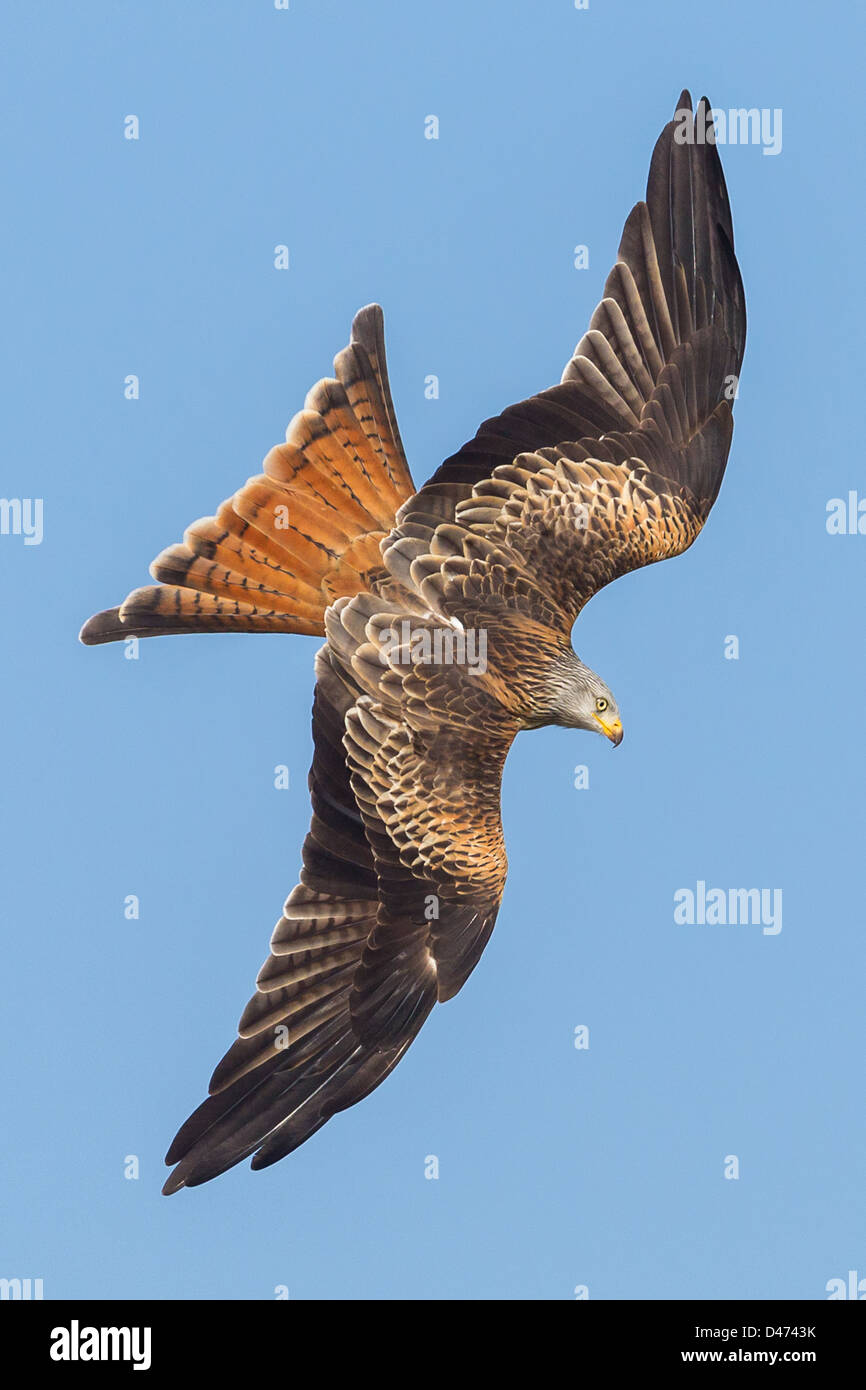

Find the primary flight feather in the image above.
[{"left": 81, "top": 91, "right": 745, "bottom": 1193}]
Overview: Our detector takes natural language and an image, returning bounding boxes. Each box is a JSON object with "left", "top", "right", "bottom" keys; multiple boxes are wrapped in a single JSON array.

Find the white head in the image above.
[{"left": 545, "top": 650, "right": 623, "bottom": 745}]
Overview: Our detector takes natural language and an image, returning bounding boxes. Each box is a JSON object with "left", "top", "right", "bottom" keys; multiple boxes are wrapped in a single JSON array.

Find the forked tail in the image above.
[{"left": 80, "top": 306, "right": 415, "bottom": 645}]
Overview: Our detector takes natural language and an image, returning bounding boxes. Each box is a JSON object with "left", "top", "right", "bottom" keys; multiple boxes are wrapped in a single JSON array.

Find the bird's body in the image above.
[{"left": 81, "top": 92, "right": 745, "bottom": 1192}]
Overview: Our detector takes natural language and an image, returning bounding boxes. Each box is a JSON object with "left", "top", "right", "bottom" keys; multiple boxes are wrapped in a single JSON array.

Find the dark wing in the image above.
[
  {"left": 164, "top": 614, "right": 516, "bottom": 1192},
  {"left": 81, "top": 305, "right": 414, "bottom": 646},
  {"left": 387, "top": 91, "right": 745, "bottom": 630}
]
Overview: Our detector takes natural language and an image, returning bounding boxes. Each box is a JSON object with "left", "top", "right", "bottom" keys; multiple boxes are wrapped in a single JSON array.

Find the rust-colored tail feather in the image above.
[{"left": 80, "top": 305, "right": 415, "bottom": 646}]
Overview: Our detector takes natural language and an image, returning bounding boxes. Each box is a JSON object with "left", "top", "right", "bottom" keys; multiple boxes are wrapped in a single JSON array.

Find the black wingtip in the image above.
[{"left": 79, "top": 608, "right": 125, "bottom": 645}]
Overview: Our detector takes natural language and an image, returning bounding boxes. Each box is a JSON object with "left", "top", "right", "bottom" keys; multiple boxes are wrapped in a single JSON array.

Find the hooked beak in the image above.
[{"left": 592, "top": 714, "right": 623, "bottom": 746}]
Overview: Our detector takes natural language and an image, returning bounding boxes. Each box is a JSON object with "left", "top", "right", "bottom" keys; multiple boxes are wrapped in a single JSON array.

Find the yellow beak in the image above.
[{"left": 592, "top": 714, "right": 623, "bottom": 746}]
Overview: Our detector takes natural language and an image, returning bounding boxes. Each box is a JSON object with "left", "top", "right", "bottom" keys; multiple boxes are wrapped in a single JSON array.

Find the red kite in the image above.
[{"left": 82, "top": 92, "right": 746, "bottom": 1192}]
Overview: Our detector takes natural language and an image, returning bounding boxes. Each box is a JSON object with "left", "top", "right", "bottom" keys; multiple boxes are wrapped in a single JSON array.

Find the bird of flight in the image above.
[{"left": 82, "top": 92, "right": 745, "bottom": 1193}]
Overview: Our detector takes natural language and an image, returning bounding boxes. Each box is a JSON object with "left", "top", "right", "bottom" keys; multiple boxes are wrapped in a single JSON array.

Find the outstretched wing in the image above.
[
  {"left": 164, "top": 621, "right": 516, "bottom": 1192},
  {"left": 389, "top": 92, "right": 745, "bottom": 630},
  {"left": 81, "top": 305, "right": 414, "bottom": 645}
]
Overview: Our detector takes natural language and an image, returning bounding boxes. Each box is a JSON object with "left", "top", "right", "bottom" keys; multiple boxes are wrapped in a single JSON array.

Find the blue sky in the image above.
[{"left": 1, "top": 0, "right": 863, "bottom": 1300}]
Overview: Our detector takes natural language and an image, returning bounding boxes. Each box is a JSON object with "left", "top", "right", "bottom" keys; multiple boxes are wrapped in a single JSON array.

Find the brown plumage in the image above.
[{"left": 81, "top": 92, "right": 746, "bottom": 1192}]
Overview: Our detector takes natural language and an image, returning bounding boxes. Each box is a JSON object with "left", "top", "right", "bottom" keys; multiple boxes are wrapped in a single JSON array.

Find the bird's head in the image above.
[{"left": 546, "top": 652, "right": 623, "bottom": 745}]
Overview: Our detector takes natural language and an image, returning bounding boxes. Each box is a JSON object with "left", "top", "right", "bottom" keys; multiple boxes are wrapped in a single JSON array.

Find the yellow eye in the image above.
[{"left": 595, "top": 698, "right": 608, "bottom": 713}]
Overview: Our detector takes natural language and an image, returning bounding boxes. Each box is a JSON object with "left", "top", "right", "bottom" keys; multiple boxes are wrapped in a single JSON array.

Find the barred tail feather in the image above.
[{"left": 80, "top": 305, "right": 415, "bottom": 646}]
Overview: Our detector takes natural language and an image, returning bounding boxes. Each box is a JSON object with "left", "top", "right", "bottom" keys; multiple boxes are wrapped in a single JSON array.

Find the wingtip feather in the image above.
[{"left": 79, "top": 608, "right": 126, "bottom": 645}]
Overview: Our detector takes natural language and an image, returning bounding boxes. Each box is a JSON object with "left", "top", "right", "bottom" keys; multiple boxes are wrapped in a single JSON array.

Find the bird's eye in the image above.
[{"left": 595, "top": 698, "right": 608, "bottom": 713}]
